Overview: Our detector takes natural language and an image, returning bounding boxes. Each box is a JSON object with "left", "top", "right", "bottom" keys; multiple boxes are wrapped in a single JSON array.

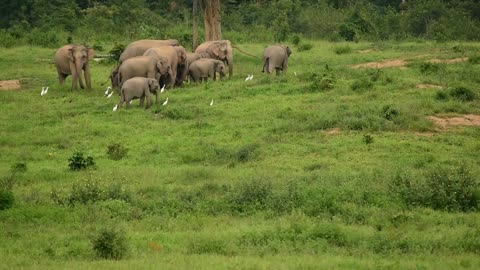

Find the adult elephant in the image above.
[
  {"left": 262, "top": 45, "right": 292, "bottom": 75},
  {"left": 195, "top": 40, "right": 233, "bottom": 79},
  {"left": 143, "top": 46, "right": 187, "bottom": 88},
  {"left": 117, "top": 55, "right": 172, "bottom": 103},
  {"left": 119, "top": 39, "right": 179, "bottom": 63},
  {"left": 54, "top": 44, "right": 94, "bottom": 90}
]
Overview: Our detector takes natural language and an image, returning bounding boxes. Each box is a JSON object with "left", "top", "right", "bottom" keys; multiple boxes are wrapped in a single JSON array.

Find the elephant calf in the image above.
[
  {"left": 262, "top": 45, "right": 292, "bottom": 75},
  {"left": 188, "top": 58, "right": 226, "bottom": 83},
  {"left": 117, "top": 77, "right": 159, "bottom": 110}
]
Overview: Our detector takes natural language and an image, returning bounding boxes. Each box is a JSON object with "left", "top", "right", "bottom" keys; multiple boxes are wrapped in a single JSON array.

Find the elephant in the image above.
[
  {"left": 117, "top": 77, "right": 159, "bottom": 109},
  {"left": 143, "top": 46, "right": 187, "bottom": 88},
  {"left": 195, "top": 40, "right": 233, "bottom": 79},
  {"left": 262, "top": 45, "right": 292, "bottom": 75},
  {"left": 183, "top": 52, "right": 210, "bottom": 82},
  {"left": 119, "top": 39, "right": 179, "bottom": 63},
  {"left": 188, "top": 58, "right": 226, "bottom": 82},
  {"left": 117, "top": 55, "right": 172, "bottom": 103},
  {"left": 54, "top": 44, "right": 94, "bottom": 90}
]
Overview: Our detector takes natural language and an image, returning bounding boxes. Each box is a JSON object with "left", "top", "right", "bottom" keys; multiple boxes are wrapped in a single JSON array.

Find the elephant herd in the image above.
[{"left": 53, "top": 39, "right": 292, "bottom": 109}]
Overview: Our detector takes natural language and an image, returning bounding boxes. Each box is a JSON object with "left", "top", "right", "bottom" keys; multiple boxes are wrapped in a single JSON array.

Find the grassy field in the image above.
[{"left": 0, "top": 40, "right": 479, "bottom": 269}]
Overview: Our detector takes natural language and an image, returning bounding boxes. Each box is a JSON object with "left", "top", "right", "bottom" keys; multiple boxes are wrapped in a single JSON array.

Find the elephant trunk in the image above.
[{"left": 76, "top": 61, "right": 85, "bottom": 88}]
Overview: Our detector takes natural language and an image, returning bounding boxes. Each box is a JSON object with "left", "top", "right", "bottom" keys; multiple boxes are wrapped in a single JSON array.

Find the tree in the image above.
[{"left": 200, "top": 0, "right": 222, "bottom": 41}]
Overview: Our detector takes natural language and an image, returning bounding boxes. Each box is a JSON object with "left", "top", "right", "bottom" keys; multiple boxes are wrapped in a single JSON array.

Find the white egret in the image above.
[
  {"left": 210, "top": 99, "right": 214, "bottom": 106},
  {"left": 162, "top": 97, "right": 168, "bottom": 106},
  {"left": 107, "top": 92, "right": 113, "bottom": 98},
  {"left": 249, "top": 75, "right": 253, "bottom": 80},
  {"left": 160, "top": 84, "right": 165, "bottom": 93},
  {"left": 294, "top": 72, "right": 297, "bottom": 76},
  {"left": 113, "top": 105, "right": 118, "bottom": 111},
  {"left": 129, "top": 100, "right": 133, "bottom": 105},
  {"left": 40, "top": 87, "right": 45, "bottom": 96},
  {"left": 245, "top": 75, "right": 250, "bottom": 81},
  {"left": 104, "top": 86, "right": 111, "bottom": 96}
]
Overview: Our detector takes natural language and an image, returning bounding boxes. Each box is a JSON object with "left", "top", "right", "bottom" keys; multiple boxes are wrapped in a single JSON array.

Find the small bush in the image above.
[
  {"left": 92, "top": 227, "right": 128, "bottom": 260},
  {"left": 26, "top": 28, "right": 60, "bottom": 48},
  {"left": 297, "top": 43, "right": 313, "bottom": 52},
  {"left": 351, "top": 78, "right": 373, "bottom": 92},
  {"left": 419, "top": 62, "right": 440, "bottom": 74},
  {"left": 368, "top": 69, "right": 383, "bottom": 82},
  {"left": 449, "top": 87, "right": 476, "bottom": 102},
  {"left": 363, "top": 134, "right": 374, "bottom": 144},
  {"left": 0, "top": 162, "right": 27, "bottom": 191},
  {"left": 291, "top": 35, "right": 301, "bottom": 46},
  {"left": 382, "top": 105, "right": 400, "bottom": 120},
  {"left": 435, "top": 90, "right": 449, "bottom": 100},
  {"left": 231, "top": 180, "right": 273, "bottom": 213},
  {"left": 0, "top": 30, "right": 16, "bottom": 48},
  {"left": 106, "top": 143, "right": 128, "bottom": 160},
  {"left": 306, "top": 72, "right": 335, "bottom": 92},
  {"left": 109, "top": 43, "right": 125, "bottom": 62},
  {"left": 468, "top": 56, "right": 480, "bottom": 64},
  {"left": 0, "top": 190, "right": 15, "bottom": 210},
  {"left": 68, "top": 151, "right": 95, "bottom": 171},
  {"left": 236, "top": 144, "right": 259, "bottom": 163},
  {"left": 333, "top": 45, "right": 352, "bottom": 55}
]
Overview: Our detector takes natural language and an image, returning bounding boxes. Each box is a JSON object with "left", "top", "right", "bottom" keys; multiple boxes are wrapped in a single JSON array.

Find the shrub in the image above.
[
  {"left": 449, "top": 87, "right": 476, "bottom": 102},
  {"left": 468, "top": 56, "right": 480, "bottom": 64},
  {"left": 382, "top": 105, "right": 400, "bottom": 120},
  {"left": 0, "top": 30, "right": 16, "bottom": 48},
  {"left": 363, "top": 134, "right": 374, "bottom": 144},
  {"left": 68, "top": 151, "right": 95, "bottom": 171},
  {"left": 26, "top": 28, "right": 60, "bottom": 48},
  {"left": 297, "top": 43, "right": 313, "bottom": 52},
  {"left": 109, "top": 43, "right": 125, "bottom": 62},
  {"left": 0, "top": 190, "right": 15, "bottom": 210},
  {"left": 92, "top": 227, "right": 128, "bottom": 260},
  {"left": 236, "top": 144, "right": 259, "bottom": 163},
  {"left": 106, "top": 143, "right": 128, "bottom": 160},
  {"left": 351, "top": 78, "right": 373, "bottom": 92},
  {"left": 419, "top": 62, "right": 440, "bottom": 74},
  {"left": 333, "top": 45, "right": 352, "bottom": 54},
  {"left": 306, "top": 72, "right": 335, "bottom": 92},
  {"left": 230, "top": 180, "right": 273, "bottom": 213},
  {"left": 0, "top": 162, "right": 27, "bottom": 191},
  {"left": 291, "top": 35, "right": 301, "bottom": 46},
  {"left": 435, "top": 90, "right": 449, "bottom": 100}
]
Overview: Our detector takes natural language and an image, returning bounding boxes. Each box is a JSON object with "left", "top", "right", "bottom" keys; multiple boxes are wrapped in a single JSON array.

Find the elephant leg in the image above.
[
  {"left": 262, "top": 59, "right": 268, "bottom": 73},
  {"left": 139, "top": 96, "right": 145, "bottom": 107},
  {"left": 78, "top": 70, "right": 85, "bottom": 89},
  {"left": 126, "top": 98, "right": 132, "bottom": 109},
  {"left": 146, "top": 94, "right": 152, "bottom": 109},
  {"left": 283, "top": 58, "right": 289, "bottom": 74},
  {"left": 57, "top": 72, "right": 67, "bottom": 85}
]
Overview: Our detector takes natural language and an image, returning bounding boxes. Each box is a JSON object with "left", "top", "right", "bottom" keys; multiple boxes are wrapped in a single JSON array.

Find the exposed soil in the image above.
[
  {"left": 416, "top": 84, "right": 443, "bottom": 89},
  {"left": 0, "top": 80, "right": 21, "bottom": 91},
  {"left": 357, "top": 49, "right": 375, "bottom": 54},
  {"left": 428, "top": 57, "right": 468, "bottom": 64},
  {"left": 415, "top": 132, "right": 435, "bottom": 137},
  {"left": 428, "top": 114, "right": 480, "bottom": 129},
  {"left": 326, "top": 128, "right": 342, "bottom": 135},
  {"left": 351, "top": 59, "right": 407, "bottom": 69}
]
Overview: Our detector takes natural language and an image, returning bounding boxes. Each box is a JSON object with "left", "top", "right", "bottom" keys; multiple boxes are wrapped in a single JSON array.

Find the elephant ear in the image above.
[
  {"left": 286, "top": 46, "right": 292, "bottom": 57},
  {"left": 148, "top": 79, "right": 155, "bottom": 91},
  {"left": 87, "top": 48, "right": 95, "bottom": 60},
  {"left": 68, "top": 48, "right": 74, "bottom": 62}
]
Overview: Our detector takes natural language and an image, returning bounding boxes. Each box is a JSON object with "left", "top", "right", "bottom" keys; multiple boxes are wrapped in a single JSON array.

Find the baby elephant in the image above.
[
  {"left": 188, "top": 58, "right": 226, "bottom": 82},
  {"left": 263, "top": 45, "right": 292, "bottom": 75},
  {"left": 117, "top": 77, "right": 159, "bottom": 109}
]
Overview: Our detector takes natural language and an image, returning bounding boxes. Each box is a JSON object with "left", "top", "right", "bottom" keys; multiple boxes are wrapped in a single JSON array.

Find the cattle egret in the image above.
[
  {"left": 162, "top": 97, "right": 168, "bottom": 106},
  {"left": 107, "top": 92, "right": 113, "bottom": 98},
  {"left": 40, "top": 87, "right": 45, "bottom": 96},
  {"left": 160, "top": 84, "right": 165, "bottom": 93},
  {"left": 113, "top": 105, "right": 118, "bottom": 111},
  {"left": 245, "top": 75, "right": 250, "bottom": 81},
  {"left": 104, "top": 86, "right": 111, "bottom": 96},
  {"left": 249, "top": 75, "right": 253, "bottom": 80},
  {"left": 210, "top": 99, "right": 214, "bottom": 106},
  {"left": 294, "top": 72, "right": 297, "bottom": 76},
  {"left": 129, "top": 100, "right": 133, "bottom": 105},
  {"left": 45, "top": 87, "right": 49, "bottom": 94}
]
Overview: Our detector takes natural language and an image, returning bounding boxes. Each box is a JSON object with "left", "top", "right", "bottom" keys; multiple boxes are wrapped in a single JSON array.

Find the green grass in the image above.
[{"left": 0, "top": 41, "right": 480, "bottom": 269}]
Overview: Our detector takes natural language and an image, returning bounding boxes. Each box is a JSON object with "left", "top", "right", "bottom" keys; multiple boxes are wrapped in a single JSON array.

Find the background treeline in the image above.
[{"left": 1, "top": 0, "right": 480, "bottom": 49}]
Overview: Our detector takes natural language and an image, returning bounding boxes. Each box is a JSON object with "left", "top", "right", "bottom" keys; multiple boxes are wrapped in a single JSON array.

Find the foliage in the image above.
[
  {"left": 333, "top": 45, "right": 352, "bottom": 55},
  {"left": 0, "top": 190, "right": 15, "bottom": 210},
  {"left": 296, "top": 43, "right": 312, "bottom": 52},
  {"left": 382, "top": 105, "right": 400, "bottom": 121},
  {"left": 0, "top": 163, "right": 27, "bottom": 191},
  {"left": 106, "top": 143, "right": 129, "bottom": 160},
  {"left": 68, "top": 151, "right": 95, "bottom": 171},
  {"left": 92, "top": 227, "right": 128, "bottom": 260},
  {"left": 449, "top": 87, "right": 476, "bottom": 102},
  {"left": 109, "top": 43, "right": 125, "bottom": 62}
]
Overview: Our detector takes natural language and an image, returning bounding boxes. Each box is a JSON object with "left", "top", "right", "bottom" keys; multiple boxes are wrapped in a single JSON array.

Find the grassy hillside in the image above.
[{"left": 0, "top": 40, "right": 479, "bottom": 269}]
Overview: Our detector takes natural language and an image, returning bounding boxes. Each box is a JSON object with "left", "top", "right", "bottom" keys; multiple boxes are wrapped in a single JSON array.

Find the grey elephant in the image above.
[
  {"left": 183, "top": 52, "right": 210, "bottom": 82},
  {"left": 262, "top": 45, "right": 292, "bottom": 75},
  {"left": 117, "top": 77, "right": 159, "bottom": 109},
  {"left": 54, "top": 44, "right": 94, "bottom": 90},
  {"left": 195, "top": 40, "right": 233, "bottom": 79},
  {"left": 143, "top": 46, "right": 187, "bottom": 88},
  {"left": 119, "top": 39, "right": 179, "bottom": 63},
  {"left": 188, "top": 58, "right": 226, "bottom": 82},
  {"left": 117, "top": 56, "right": 172, "bottom": 102}
]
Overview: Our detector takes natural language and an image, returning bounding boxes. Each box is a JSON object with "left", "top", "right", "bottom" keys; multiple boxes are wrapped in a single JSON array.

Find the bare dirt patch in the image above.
[
  {"left": 0, "top": 80, "right": 21, "bottom": 91},
  {"left": 326, "top": 128, "right": 341, "bottom": 135},
  {"left": 351, "top": 59, "right": 407, "bottom": 69},
  {"left": 357, "top": 49, "right": 374, "bottom": 54},
  {"left": 428, "top": 114, "right": 480, "bottom": 129},
  {"left": 416, "top": 84, "right": 443, "bottom": 89},
  {"left": 415, "top": 132, "right": 435, "bottom": 137},
  {"left": 428, "top": 57, "right": 468, "bottom": 64}
]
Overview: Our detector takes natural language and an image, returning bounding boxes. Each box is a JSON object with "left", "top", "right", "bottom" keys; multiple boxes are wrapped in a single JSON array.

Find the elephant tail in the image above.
[
  {"left": 232, "top": 45, "right": 260, "bottom": 59},
  {"left": 262, "top": 58, "right": 269, "bottom": 73}
]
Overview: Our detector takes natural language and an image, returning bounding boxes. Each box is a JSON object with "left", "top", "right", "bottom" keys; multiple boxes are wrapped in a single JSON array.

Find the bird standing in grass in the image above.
[
  {"left": 162, "top": 97, "right": 168, "bottom": 106},
  {"left": 160, "top": 84, "right": 165, "bottom": 93},
  {"left": 113, "top": 105, "right": 118, "bottom": 111},
  {"left": 107, "top": 91, "right": 113, "bottom": 98},
  {"left": 104, "top": 86, "right": 112, "bottom": 96},
  {"left": 210, "top": 99, "right": 214, "bottom": 106}
]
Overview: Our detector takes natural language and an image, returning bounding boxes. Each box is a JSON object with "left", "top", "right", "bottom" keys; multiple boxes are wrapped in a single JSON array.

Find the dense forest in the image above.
[{"left": 1, "top": 0, "right": 480, "bottom": 48}]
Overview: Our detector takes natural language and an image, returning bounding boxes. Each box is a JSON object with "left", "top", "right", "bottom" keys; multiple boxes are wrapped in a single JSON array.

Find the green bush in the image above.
[
  {"left": 449, "top": 87, "right": 476, "bottom": 102},
  {"left": 0, "top": 162, "right": 27, "bottom": 191},
  {"left": 306, "top": 72, "right": 335, "bottom": 92},
  {"left": 230, "top": 180, "right": 273, "bottom": 213},
  {"left": 297, "top": 43, "right": 312, "bottom": 52},
  {"left": 291, "top": 35, "right": 301, "bottom": 46},
  {"left": 26, "top": 28, "right": 61, "bottom": 48},
  {"left": 419, "top": 62, "right": 440, "bottom": 74},
  {"left": 435, "top": 90, "right": 449, "bottom": 101},
  {"left": 382, "top": 105, "right": 400, "bottom": 121},
  {"left": 68, "top": 151, "right": 95, "bottom": 171},
  {"left": 106, "top": 143, "right": 128, "bottom": 160},
  {"left": 351, "top": 78, "right": 373, "bottom": 92},
  {"left": 109, "top": 43, "right": 125, "bottom": 62},
  {"left": 0, "top": 30, "right": 16, "bottom": 48},
  {"left": 333, "top": 45, "right": 352, "bottom": 54},
  {"left": 0, "top": 190, "right": 15, "bottom": 210},
  {"left": 92, "top": 227, "right": 128, "bottom": 260},
  {"left": 363, "top": 134, "right": 374, "bottom": 144}
]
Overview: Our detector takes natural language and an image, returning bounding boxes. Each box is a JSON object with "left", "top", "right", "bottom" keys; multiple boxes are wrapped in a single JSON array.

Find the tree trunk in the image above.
[
  {"left": 193, "top": 0, "right": 199, "bottom": 51},
  {"left": 200, "top": 0, "right": 222, "bottom": 41}
]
